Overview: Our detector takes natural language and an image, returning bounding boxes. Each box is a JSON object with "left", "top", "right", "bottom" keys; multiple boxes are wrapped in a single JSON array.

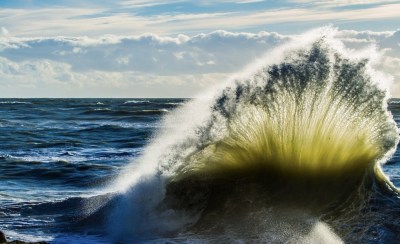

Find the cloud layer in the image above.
[
  {"left": 1, "top": 1, "right": 399, "bottom": 37},
  {"left": 0, "top": 29, "right": 399, "bottom": 97}
]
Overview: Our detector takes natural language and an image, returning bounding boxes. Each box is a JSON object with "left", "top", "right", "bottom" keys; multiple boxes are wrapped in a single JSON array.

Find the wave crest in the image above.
[
  {"left": 168, "top": 40, "right": 398, "bottom": 183},
  {"left": 101, "top": 31, "right": 400, "bottom": 242}
]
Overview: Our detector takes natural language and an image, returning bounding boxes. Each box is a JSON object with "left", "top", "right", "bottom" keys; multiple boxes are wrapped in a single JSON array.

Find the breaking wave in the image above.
[{"left": 87, "top": 28, "right": 399, "bottom": 243}]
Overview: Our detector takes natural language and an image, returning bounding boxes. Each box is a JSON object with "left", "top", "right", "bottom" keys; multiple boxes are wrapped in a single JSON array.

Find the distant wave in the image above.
[
  {"left": 164, "top": 102, "right": 185, "bottom": 105},
  {"left": 0, "top": 101, "right": 32, "bottom": 104},
  {"left": 123, "top": 100, "right": 151, "bottom": 104},
  {"left": 93, "top": 108, "right": 111, "bottom": 111},
  {"left": 141, "top": 109, "right": 169, "bottom": 113},
  {"left": 76, "top": 121, "right": 156, "bottom": 129},
  {"left": 80, "top": 109, "right": 168, "bottom": 116},
  {"left": 389, "top": 100, "right": 400, "bottom": 104}
]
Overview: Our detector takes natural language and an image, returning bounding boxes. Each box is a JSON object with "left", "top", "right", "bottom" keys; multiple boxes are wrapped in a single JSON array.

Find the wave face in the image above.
[
  {"left": 170, "top": 40, "right": 398, "bottom": 181},
  {"left": 105, "top": 31, "right": 400, "bottom": 243}
]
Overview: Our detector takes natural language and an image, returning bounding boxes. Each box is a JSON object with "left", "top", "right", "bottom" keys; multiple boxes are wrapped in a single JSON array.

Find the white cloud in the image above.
[
  {"left": 1, "top": 2, "right": 399, "bottom": 37},
  {"left": 1, "top": 27, "right": 9, "bottom": 36},
  {"left": 0, "top": 55, "right": 231, "bottom": 97},
  {"left": 290, "top": 0, "right": 400, "bottom": 7},
  {"left": 119, "top": 0, "right": 187, "bottom": 8},
  {"left": 0, "top": 30, "right": 288, "bottom": 75},
  {"left": 235, "top": 0, "right": 265, "bottom": 3},
  {"left": 0, "top": 29, "right": 399, "bottom": 97},
  {"left": 0, "top": 30, "right": 287, "bottom": 97},
  {"left": 0, "top": 1, "right": 399, "bottom": 98}
]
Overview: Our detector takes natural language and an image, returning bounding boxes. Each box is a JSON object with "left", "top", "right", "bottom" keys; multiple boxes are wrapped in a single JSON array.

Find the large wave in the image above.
[{"left": 91, "top": 28, "right": 399, "bottom": 243}]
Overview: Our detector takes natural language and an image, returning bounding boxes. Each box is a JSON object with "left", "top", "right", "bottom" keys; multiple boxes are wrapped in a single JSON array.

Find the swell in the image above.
[{"left": 97, "top": 29, "right": 400, "bottom": 243}]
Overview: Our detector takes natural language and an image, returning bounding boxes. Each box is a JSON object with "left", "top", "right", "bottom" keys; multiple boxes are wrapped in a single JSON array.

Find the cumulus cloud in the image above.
[
  {"left": 0, "top": 55, "right": 232, "bottom": 97},
  {"left": 1, "top": 27, "right": 9, "bottom": 36},
  {"left": 333, "top": 29, "right": 400, "bottom": 96},
  {"left": 0, "top": 31, "right": 288, "bottom": 75},
  {"left": 0, "top": 29, "right": 399, "bottom": 97},
  {"left": 0, "top": 30, "right": 287, "bottom": 97}
]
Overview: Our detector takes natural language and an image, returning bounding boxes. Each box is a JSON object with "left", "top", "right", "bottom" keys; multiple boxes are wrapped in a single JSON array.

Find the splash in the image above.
[
  {"left": 103, "top": 28, "right": 399, "bottom": 242},
  {"left": 170, "top": 39, "right": 398, "bottom": 185}
]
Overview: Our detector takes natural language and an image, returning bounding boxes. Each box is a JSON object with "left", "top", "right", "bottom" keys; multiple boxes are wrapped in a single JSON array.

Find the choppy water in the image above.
[{"left": 0, "top": 98, "right": 185, "bottom": 243}]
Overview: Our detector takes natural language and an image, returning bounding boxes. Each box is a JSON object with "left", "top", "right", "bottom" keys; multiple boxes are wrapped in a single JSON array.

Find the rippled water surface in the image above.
[{"left": 0, "top": 98, "right": 185, "bottom": 242}]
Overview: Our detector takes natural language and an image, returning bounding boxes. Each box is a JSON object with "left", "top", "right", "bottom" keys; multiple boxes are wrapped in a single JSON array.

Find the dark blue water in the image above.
[
  {"left": 0, "top": 98, "right": 185, "bottom": 243},
  {"left": 0, "top": 98, "right": 399, "bottom": 243},
  {"left": 386, "top": 100, "right": 400, "bottom": 187}
]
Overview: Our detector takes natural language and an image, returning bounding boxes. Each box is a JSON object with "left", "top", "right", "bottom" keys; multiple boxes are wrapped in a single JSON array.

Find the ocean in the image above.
[
  {"left": 0, "top": 98, "right": 399, "bottom": 243},
  {"left": 0, "top": 98, "right": 184, "bottom": 243},
  {"left": 1, "top": 40, "right": 400, "bottom": 243}
]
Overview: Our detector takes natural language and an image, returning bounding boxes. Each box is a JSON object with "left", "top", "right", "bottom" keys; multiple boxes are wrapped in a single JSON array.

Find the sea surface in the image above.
[
  {"left": 0, "top": 98, "right": 399, "bottom": 243},
  {"left": 0, "top": 98, "right": 185, "bottom": 243}
]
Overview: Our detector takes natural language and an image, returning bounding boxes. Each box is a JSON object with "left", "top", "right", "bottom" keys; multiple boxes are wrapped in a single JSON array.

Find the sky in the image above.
[{"left": 0, "top": 0, "right": 399, "bottom": 97}]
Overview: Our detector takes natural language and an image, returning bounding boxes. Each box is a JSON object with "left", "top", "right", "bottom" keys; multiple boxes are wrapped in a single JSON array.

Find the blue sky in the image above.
[
  {"left": 0, "top": 1, "right": 399, "bottom": 97},
  {"left": 1, "top": 0, "right": 399, "bottom": 36}
]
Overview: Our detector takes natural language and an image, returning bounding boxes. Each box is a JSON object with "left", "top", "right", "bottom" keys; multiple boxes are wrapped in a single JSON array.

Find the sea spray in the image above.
[{"left": 104, "top": 28, "right": 399, "bottom": 242}]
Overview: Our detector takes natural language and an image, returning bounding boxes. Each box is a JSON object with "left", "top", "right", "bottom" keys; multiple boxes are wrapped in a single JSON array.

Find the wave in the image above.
[
  {"left": 123, "top": 100, "right": 151, "bottom": 105},
  {"left": 0, "top": 101, "right": 32, "bottom": 104},
  {"left": 84, "top": 28, "right": 399, "bottom": 243},
  {"left": 0, "top": 148, "right": 136, "bottom": 164},
  {"left": 77, "top": 121, "right": 157, "bottom": 129},
  {"left": 93, "top": 108, "right": 111, "bottom": 111},
  {"left": 80, "top": 109, "right": 168, "bottom": 116},
  {"left": 164, "top": 102, "right": 185, "bottom": 105},
  {"left": 1, "top": 230, "right": 53, "bottom": 243}
]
